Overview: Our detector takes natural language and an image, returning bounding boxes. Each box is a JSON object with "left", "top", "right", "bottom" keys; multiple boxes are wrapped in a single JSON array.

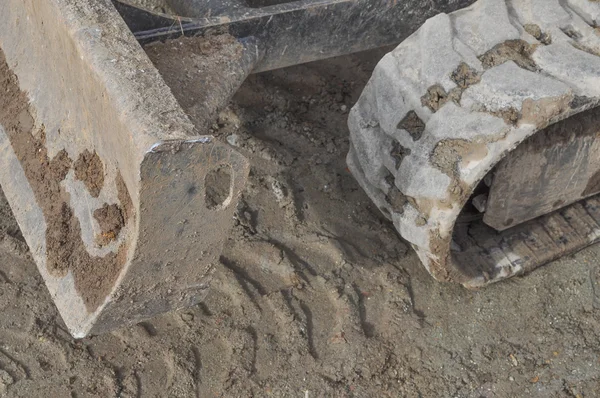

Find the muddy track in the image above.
[{"left": 348, "top": 0, "right": 600, "bottom": 288}]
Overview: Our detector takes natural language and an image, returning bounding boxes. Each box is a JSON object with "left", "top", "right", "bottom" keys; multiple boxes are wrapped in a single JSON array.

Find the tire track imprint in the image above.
[{"left": 191, "top": 346, "right": 202, "bottom": 398}]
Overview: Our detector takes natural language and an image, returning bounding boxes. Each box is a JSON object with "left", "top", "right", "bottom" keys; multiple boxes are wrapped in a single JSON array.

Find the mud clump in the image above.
[
  {"left": 479, "top": 39, "right": 538, "bottom": 71},
  {"left": 390, "top": 141, "right": 411, "bottom": 169},
  {"left": 74, "top": 149, "right": 104, "bottom": 198},
  {"left": 421, "top": 84, "right": 461, "bottom": 112},
  {"left": 385, "top": 186, "right": 408, "bottom": 213},
  {"left": 450, "top": 62, "right": 481, "bottom": 89},
  {"left": 397, "top": 110, "right": 425, "bottom": 140},
  {"left": 524, "top": 24, "right": 551, "bottom": 45},
  {"left": 431, "top": 139, "right": 486, "bottom": 179},
  {"left": 492, "top": 107, "right": 520, "bottom": 125},
  {"left": 421, "top": 63, "right": 480, "bottom": 113},
  {"left": 94, "top": 204, "right": 125, "bottom": 246}
]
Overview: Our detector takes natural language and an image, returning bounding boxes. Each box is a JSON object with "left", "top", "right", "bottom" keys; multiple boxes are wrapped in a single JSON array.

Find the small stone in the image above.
[
  {"left": 270, "top": 179, "right": 287, "bottom": 204},
  {"left": 472, "top": 194, "right": 488, "bottom": 213},
  {"left": 226, "top": 134, "right": 240, "bottom": 147},
  {"left": 484, "top": 173, "right": 493, "bottom": 187}
]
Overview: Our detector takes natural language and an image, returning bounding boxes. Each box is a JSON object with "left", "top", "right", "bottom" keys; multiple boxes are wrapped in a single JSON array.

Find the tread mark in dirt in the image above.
[
  {"left": 220, "top": 257, "right": 264, "bottom": 312},
  {"left": 191, "top": 346, "right": 202, "bottom": 398},
  {"left": 138, "top": 322, "right": 158, "bottom": 337},
  {"left": 220, "top": 256, "right": 267, "bottom": 296},
  {"left": 317, "top": 229, "right": 373, "bottom": 262},
  {"left": 268, "top": 239, "right": 316, "bottom": 279},
  {"left": 134, "top": 371, "right": 142, "bottom": 398},
  {"left": 589, "top": 267, "right": 600, "bottom": 309},
  {"left": 298, "top": 301, "right": 319, "bottom": 360},
  {"left": 405, "top": 278, "right": 428, "bottom": 327},
  {"left": 114, "top": 367, "right": 126, "bottom": 397},
  {"left": 352, "top": 283, "right": 375, "bottom": 338},
  {"left": 281, "top": 289, "right": 303, "bottom": 321},
  {"left": 246, "top": 326, "right": 259, "bottom": 375},
  {"left": 0, "top": 349, "right": 30, "bottom": 380},
  {"left": 197, "top": 303, "right": 213, "bottom": 316}
]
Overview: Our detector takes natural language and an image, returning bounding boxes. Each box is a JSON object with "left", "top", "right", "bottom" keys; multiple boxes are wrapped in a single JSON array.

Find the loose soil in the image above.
[
  {"left": 0, "top": 46, "right": 599, "bottom": 398},
  {"left": 144, "top": 35, "right": 245, "bottom": 131},
  {"left": 74, "top": 150, "right": 105, "bottom": 198},
  {"left": 93, "top": 204, "right": 125, "bottom": 246}
]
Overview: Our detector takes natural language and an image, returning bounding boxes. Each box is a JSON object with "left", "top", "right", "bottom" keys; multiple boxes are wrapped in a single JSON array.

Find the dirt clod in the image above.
[
  {"left": 524, "top": 23, "right": 551, "bottom": 45},
  {"left": 492, "top": 107, "right": 520, "bottom": 125},
  {"left": 397, "top": 110, "right": 425, "bottom": 140},
  {"left": 385, "top": 186, "right": 408, "bottom": 212},
  {"left": 74, "top": 150, "right": 104, "bottom": 198},
  {"left": 94, "top": 204, "right": 124, "bottom": 246},
  {"left": 431, "top": 139, "right": 486, "bottom": 179},
  {"left": 390, "top": 141, "right": 411, "bottom": 169},
  {"left": 421, "top": 84, "right": 461, "bottom": 112},
  {"left": 479, "top": 39, "right": 538, "bottom": 71},
  {"left": 450, "top": 62, "right": 481, "bottom": 89}
]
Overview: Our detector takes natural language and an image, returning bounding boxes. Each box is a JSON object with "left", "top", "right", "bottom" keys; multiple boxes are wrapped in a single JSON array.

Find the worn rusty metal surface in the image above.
[
  {"left": 485, "top": 107, "right": 600, "bottom": 231},
  {"left": 0, "top": 0, "right": 248, "bottom": 337}
]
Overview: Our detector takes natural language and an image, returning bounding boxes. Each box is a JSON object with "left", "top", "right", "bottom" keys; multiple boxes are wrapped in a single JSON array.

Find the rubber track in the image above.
[{"left": 348, "top": 0, "right": 600, "bottom": 287}]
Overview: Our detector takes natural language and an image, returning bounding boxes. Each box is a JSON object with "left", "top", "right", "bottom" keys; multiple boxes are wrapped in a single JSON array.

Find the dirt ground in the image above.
[{"left": 1, "top": 43, "right": 600, "bottom": 397}]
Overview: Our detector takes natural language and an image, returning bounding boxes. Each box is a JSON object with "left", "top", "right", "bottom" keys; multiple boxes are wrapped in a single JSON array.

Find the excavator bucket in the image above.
[{"left": 0, "top": 0, "right": 249, "bottom": 337}]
